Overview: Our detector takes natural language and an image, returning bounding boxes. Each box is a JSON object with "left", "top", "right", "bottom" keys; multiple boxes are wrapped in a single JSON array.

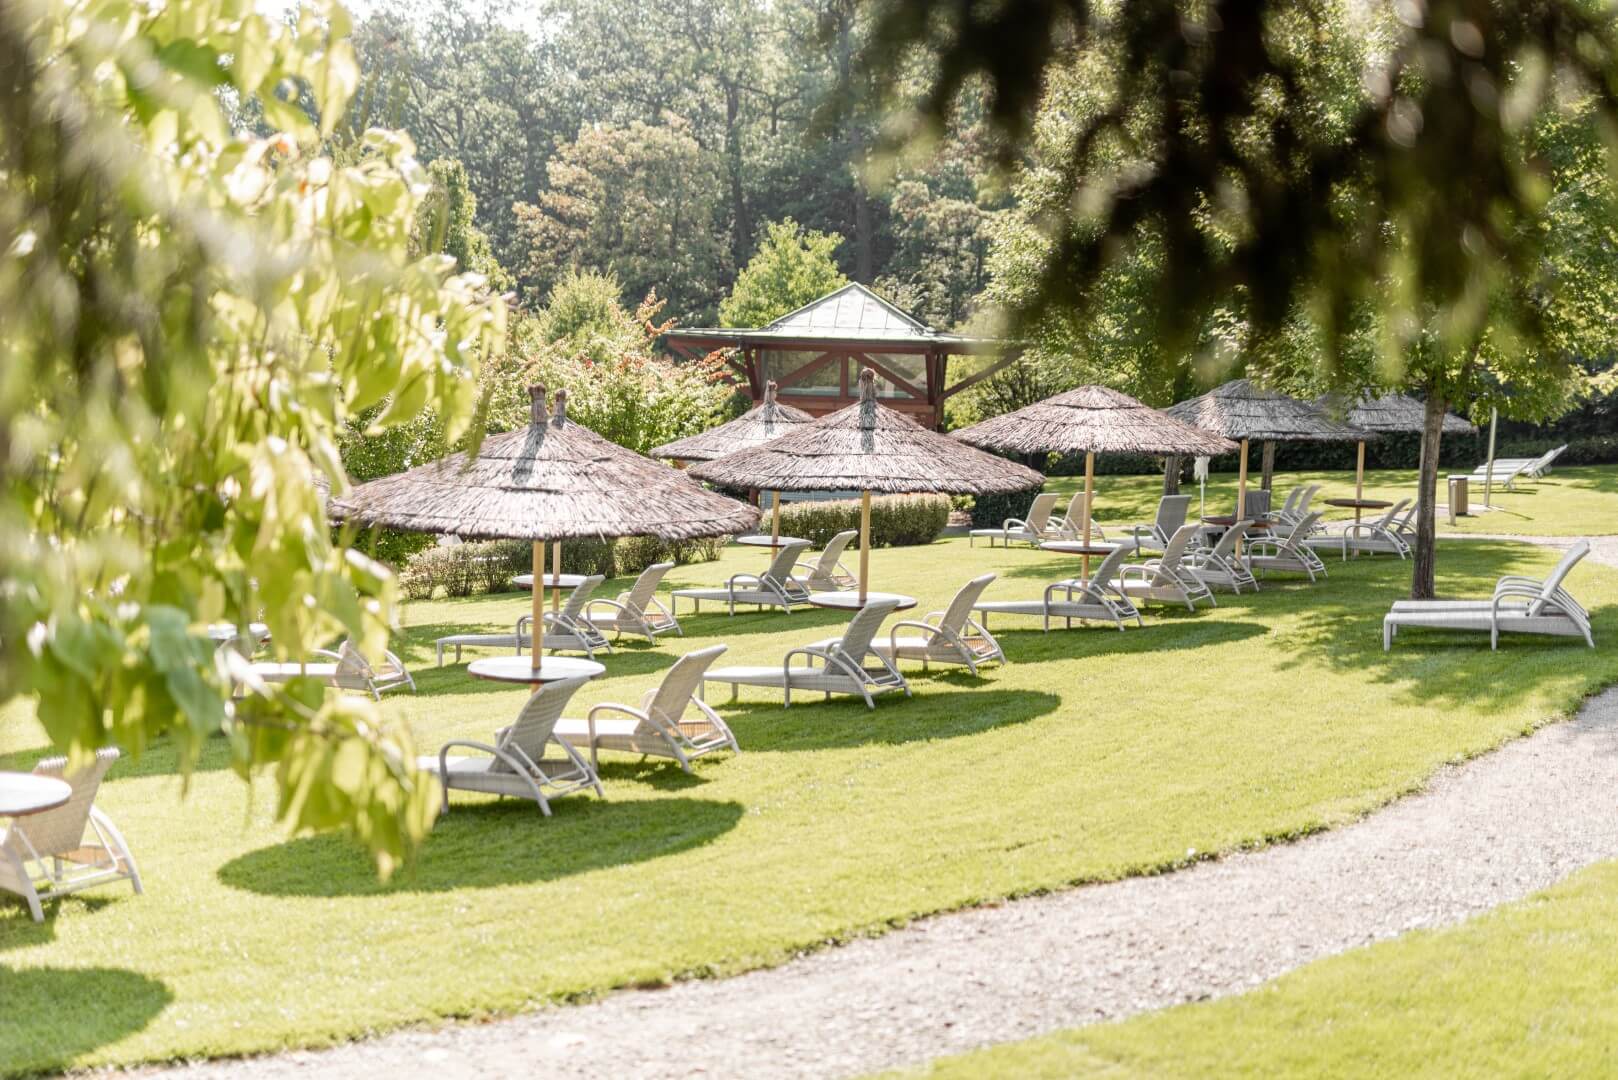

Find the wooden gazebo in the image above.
[{"left": 662, "top": 283, "right": 1019, "bottom": 430}]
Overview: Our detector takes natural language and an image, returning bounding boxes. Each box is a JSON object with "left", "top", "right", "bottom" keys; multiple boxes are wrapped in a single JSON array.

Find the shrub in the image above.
[
  {"left": 398, "top": 561, "right": 436, "bottom": 600},
  {"left": 777, "top": 495, "right": 951, "bottom": 548},
  {"left": 467, "top": 540, "right": 530, "bottom": 593},
  {"left": 968, "top": 487, "right": 1045, "bottom": 529}
]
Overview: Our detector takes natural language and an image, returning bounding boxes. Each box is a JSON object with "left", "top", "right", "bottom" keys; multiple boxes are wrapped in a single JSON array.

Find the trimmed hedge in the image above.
[
  {"left": 968, "top": 487, "right": 1044, "bottom": 530},
  {"left": 398, "top": 535, "right": 723, "bottom": 601},
  {"left": 777, "top": 495, "right": 951, "bottom": 548}
]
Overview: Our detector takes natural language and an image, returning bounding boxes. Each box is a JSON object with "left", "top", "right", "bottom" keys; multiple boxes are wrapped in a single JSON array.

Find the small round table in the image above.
[
  {"left": 207, "top": 621, "right": 270, "bottom": 644},
  {"left": 511, "top": 573, "right": 589, "bottom": 590},
  {"left": 0, "top": 773, "right": 72, "bottom": 818},
  {"left": 1323, "top": 497, "right": 1393, "bottom": 557},
  {"left": 1040, "top": 540, "right": 1117, "bottom": 578},
  {"left": 735, "top": 534, "right": 811, "bottom": 549},
  {"left": 807, "top": 591, "right": 918, "bottom": 612},
  {"left": 467, "top": 656, "right": 606, "bottom": 685}
]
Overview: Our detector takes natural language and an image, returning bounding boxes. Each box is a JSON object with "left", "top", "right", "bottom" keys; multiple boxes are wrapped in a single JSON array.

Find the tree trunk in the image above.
[
  {"left": 1162, "top": 455, "right": 1181, "bottom": 495},
  {"left": 723, "top": 82, "right": 749, "bottom": 272},
  {"left": 1410, "top": 390, "right": 1448, "bottom": 599},
  {"left": 1260, "top": 440, "right": 1276, "bottom": 491}
]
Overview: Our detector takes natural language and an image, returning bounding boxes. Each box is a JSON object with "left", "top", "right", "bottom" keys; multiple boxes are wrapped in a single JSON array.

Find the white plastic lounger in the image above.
[
  {"left": 1048, "top": 494, "right": 1106, "bottom": 543},
  {"left": 419, "top": 676, "right": 603, "bottom": 816},
  {"left": 1307, "top": 499, "right": 1412, "bottom": 560},
  {"left": 972, "top": 545, "right": 1142, "bottom": 631},
  {"left": 795, "top": 530, "right": 859, "bottom": 592},
  {"left": 584, "top": 563, "right": 681, "bottom": 642},
  {"left": 969, "top": 492, "right": 1060, "bottom": 548},
  {"left": 704, "top": 599, "right": 909, "bottom": 708},
  {"left": 1383, "top": 541, "right": 1595, "bottom": 650},
  {"left": 1244, "top": 513, "right": 1329, "bottom": 582},
  {"left": 247, "top": 640, "right": 415, "bottom": 698},
  {"left": 555, "top": 645, "right": 738, "bottom": 772},
  {"left": 1119, "top": 495, "right": 1192, "bottom": 557},
  {"left": 1184, "top": 520, "right": 1258, "bottom": 593},
  {"left": 1468, "top": 457, "right": 1536, "bottom": 492},
  {"left": 1117, "top": 524, "right": 1214, "bottom": 610},
  {"left": 672, "top": 540, "right": 813, "bottom": 614},
  {"left": 873, "top": 574, "right": 1006, "bottom": 674},
  {"left": 1, "top": 749, "right": 142, "bottom": 922},
  {"left": 519, "top": 575, "right": 610, "bottom": 657}
]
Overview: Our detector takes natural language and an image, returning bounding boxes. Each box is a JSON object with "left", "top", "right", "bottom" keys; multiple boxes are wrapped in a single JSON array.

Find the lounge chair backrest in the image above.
[
  {"left": 644, "top": 644, "right": 728, "bottom": 726},
  {"left": 938, "top": 574, "right": 997, "bottom": 632},
  {"left": 496, "top": 676, "right": 590, "bottom": 766},
  {"left": 829, "top": 599, "right": 902, "bottom": 661},
  {"left": 1155, "top": 495, "right": 1192, "bottom": 536},
  {"left": 1282, "top": 512, "right": 1324, "bottom": 551},
  {"left": 810, "top": 531, "right": 858, "bottom": 576},
  {"left": 561, "top": 576, "right": 605, "bottom": 620},
  {"left": 1088, "top": 544, "right": 1130, "bottom": 587},
  {"left": 1238, "top": 489, "right": 1271, "bottom": 521},
  {"left": 765, "top": 541, "right": 812, "bottom": 582},
  {"left": 335, "top": 640, "right": 374, "bottom": 679},
  {"left": 622, "top": 562, "right": 674, "bottom": 613},
  {"left": 1532, "top": 541, "right": 1590, "bottom": 615},
  {"left": 5, "top": 749, "right": 120, "bottom": 858},
  {"left": 1208, "top": 519, "right": 1250, "bottom": 560},
  {"left": 1296, "top": 484, "right": 1321, "bottom": 517},
  {"left": 1377, "top": 499, "right": 1411, "bottom": 527},
  {"left": 1278, "top": 486, "right": 1302, "bottom": 518},
  {"left": 1157, "top": 523, "right": 1202, "bottom": 572},
  {"left": 1024, "top": 492, "right": 1059, "bottom": 531}
]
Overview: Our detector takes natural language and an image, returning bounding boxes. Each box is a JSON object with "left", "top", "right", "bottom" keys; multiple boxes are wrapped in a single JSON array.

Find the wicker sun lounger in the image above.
[
  {"left": 1184, "top": 519, "right": 1258, "bottom": 593},
  {"left": 1244, "top": 512, "right": 1329, "bottom": 582},
  {"left": 968, "top": 492, "right": 1061, "bottom": 548},
  {"left": 795, "top": 530, "right": 859, "bottom": 592},
  {"left": 872, "top": 574, "right": 1006, "bottom": 674},
  {"left": 704, "top": 599, "right": 909, "bottom": 708},
  {"left": 972, "top": 545, "right": 1142, "bottom": 631},
  {"left": 584, "top": 563, "right": 682, "bottom": 643},
  {"left": 1118, "top": 494, "right": 1192, "bottom": 557},
  {"left": 555, "top": 645, "right": 738, "bottom": 772},
  {"left": 671, "top": 540, "right": 813, "bottom": 615},
  {"left": 248, "top": 640, "right": 415, "bottom": 698},
  {"left": 1117, "top": 524, "right": 1214, "bottom": 610},
  {"left": 1383, "top": 541, "right": 1595, "bottom": 650}
]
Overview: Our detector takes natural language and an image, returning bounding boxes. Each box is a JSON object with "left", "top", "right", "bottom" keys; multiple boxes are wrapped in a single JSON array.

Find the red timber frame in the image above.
[{"left": 662, "top": 333, "right": 1022, "bottom": 431}]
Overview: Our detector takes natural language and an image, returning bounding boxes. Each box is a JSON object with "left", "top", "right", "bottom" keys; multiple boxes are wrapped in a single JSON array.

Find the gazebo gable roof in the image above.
[{"left": 764, "top": 282, "right": 932, "bottom": 340}]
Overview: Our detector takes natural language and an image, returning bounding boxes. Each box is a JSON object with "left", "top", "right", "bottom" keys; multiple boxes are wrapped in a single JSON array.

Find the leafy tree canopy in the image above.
[{"left": 718, "top": 218, "right": 849, "bottom": 327}]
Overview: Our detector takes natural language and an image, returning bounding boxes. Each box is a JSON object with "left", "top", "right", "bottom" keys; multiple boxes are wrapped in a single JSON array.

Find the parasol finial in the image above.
[
  {"left": 528, "top": 385, "right": 549, "bottom": 426},
  {"left": 553, "top": 388, "right": 568, "bottom": 424},
  {"left": 764, "top": 381, "right": 778, "bottom": 404},
  {"left": 857, "top": 367, "right": 877, "bottom": 402}
]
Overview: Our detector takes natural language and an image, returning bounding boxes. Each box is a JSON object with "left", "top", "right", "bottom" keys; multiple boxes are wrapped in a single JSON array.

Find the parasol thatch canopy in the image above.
[
  {"left": 1165, "top": 379, "right": 1372, "bottom": 443},
  {"left": 652, "top": 381, "right": 814, "bottom": 462},
  {"left": 951, "top": 385, "right": 1238, "bottom": 457},
  {"left": 1316, "top": 391, "right": 1476, "bottom": 435},
  {"left": 688, "top": 369, "right": 1042, "bottom": 494},
  {"left": 330, "top": 386, "right": 760, "bottom": 542}
]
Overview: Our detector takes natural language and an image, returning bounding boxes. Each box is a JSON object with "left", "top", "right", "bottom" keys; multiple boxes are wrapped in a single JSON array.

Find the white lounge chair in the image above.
[
  {"left": 1307, "top": 499, "right": 1412, "bottom": 560},
  {"left": 1526, "top": 444, "right": 1568, "bottom": 476},
  {"left": 795, "top": 530, "right": 859, "bottom": 592},
  {"left": 0, "top": 749, "right": 143, "bottom": 922},
  {"left": 672, "top": 540, "right": 813, "bottom": 615},
  {"left": 1383, "top": 541, "right": 1595, "bottom": 650},
  {"left": 555, "top": 645, "right": 738, "bottom": 773},
  {"left": 247, "top": 640, "right": 416, "bottom": 699},
  {"left": 969, "top": 492, "right": 1060, "bottom": 548},
  {"left": 972, "top": 545, "right": 1142, "bottom": 632},
  {"left": 704, "top": 599, "right": 909, "bottom": 708},
  {"left": 1184, "top": 520, "right": 1258, "bottom": 593},
  {"left": 873, "top": 574, "right": 1006, "bottom": 674},
  {"left": 419, "top": 676, "right": 603, "bottom": 816},
  {"left": 1119, "top": 495, "right": 1192, "bottom": 557},
  {"left": 1049, "top": 494, "right": 1108, "bottom": 543},
  {"left": 519, "top": 574, "right": 611, "bottom": 658},
  {"left": 1244, "top": 512, "right": 1329, "bottom": 581},
  {"left": 584, "top": 563, "right": 682, "bottom": 643},
  {"left": 1468, "top": 456, "right": 1537, "bottom": 492},
  {"left": 1117, "top": 524, "right": 1214, "bottom": 610}
]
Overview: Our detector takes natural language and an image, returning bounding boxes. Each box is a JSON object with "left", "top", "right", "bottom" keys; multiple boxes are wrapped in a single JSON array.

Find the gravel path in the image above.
[{"left": 143, "top": 535, "right": 1617, "bottom": 1080}]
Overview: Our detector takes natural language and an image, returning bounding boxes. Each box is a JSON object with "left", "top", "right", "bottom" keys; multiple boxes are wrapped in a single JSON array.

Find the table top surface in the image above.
[
  {"left": 207, "top": 622, "right": 270, "bottom": 642},
  {"left": 467, "top": 656, "right": 606, "bottom": 684},
  {"left": 0, "top": 772, "right": 73, "bottom": 817},
  {"left": 1200, "top": 516, "right": 1272, "bottom": 528},
  {"left": 1323, "top": 498, "right": 1394, "bottom": 510},
  {"left": 806, "top": 591, "right": 918, "bottom": 612},
  {"left": 510, "top": 573, "right": 590, "bottom": 589},
  {"left": 735, "top": 534, "right": 811, "bottom": 549},
  {"left": 1039, "top": 541, "right": 1119, "bottom": 556}
]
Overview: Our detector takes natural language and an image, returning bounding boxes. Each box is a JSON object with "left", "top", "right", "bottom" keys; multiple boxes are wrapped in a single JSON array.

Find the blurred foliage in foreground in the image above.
[{"left": 0, "top": 0, "right": 504, "bottom": 873}]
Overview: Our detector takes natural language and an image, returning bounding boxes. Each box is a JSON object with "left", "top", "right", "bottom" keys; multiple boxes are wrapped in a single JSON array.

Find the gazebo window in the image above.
[
  {"left": 760, "top": 350, "right": 840, "bottom": 395},
  {"left": 864, "top": 353, "right": 926, "bottom": 399}
]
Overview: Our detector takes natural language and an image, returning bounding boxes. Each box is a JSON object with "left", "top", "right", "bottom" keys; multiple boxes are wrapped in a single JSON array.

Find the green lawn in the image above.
[
  {"left": 1043, "top": 464, "right": 1618, "bottom": 537},
  {"left": 3, "top": 528, "right": 1618, "bottom": 1074},
  {"left": 901, "top": 861, "right": 1618, "bottom": 1079}
]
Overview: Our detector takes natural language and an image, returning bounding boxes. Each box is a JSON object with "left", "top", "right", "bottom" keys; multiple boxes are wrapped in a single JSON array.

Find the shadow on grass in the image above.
[
  {"left": 719, "top": 687, "right": 1060, "bottom": 751},
  {"left": 218, "top": 796, "right": 745, "bottom": 897},
  {"left": 0, "top": 965, "right": 173, "bottom": 1074}
]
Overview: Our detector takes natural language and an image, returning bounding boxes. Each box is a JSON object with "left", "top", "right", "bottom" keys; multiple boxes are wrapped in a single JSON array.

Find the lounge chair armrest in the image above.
[
  {"left": 433, "top": 738, "right": 535, "bottom": 779},
  {"left": 1117, "top": 564, "right": 1157, "bottom": 581},
  {"left": 583, "top": 598, "right": 632, "bottom": 619},
  {"left": 1244, "top": 538, "right": 1283, "bottom": 555},
  {"left": 587, "top": 702, "right": 650, "bottom": 723},
  {"left": 725, "top": 572, "right": 764, "bottom": 588},
  {"left": 309, "top": 648, "right": 346, "bottom": 663}
]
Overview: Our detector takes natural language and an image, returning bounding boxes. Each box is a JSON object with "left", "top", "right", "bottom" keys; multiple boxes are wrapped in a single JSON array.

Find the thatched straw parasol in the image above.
[
  {"left": 652, "top": 381, "right": 814, "bottom": 543},
  {"left": 1166, "top": 378, "right": 1371, "bottom": 521},
  {"left": 332, "top": 386, "right": 758, "bottom": 672},
  {"left": 1318, "top": 391, "right": 1476, "bottom": 503},
  {"left": 953, "top": 385, "right": 1237, "bottom": 571},
  {"left": 689, "top": 369, "right": 1043, "bottom": 601}
]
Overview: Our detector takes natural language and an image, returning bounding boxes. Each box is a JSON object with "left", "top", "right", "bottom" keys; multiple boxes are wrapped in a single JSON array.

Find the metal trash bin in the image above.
[{"left": 1448, "top": 474, "right": 1469, "bottom": 522}]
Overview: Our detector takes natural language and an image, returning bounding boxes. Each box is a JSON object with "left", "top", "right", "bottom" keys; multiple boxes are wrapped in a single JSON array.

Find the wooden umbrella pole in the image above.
[
  {"left": 1236, "top": 439, "right": 1250, "bottom": 557},
  {"left": 859, "top": 490, "right": 871, "bottom": 604},
  {"left": 530, "top": 540, "right": 544, "bottom": 670},
  {"left": 771, "top": 493, "right": 781, "bottom": 543},
  {"left": 1355, "top": 440, "right": 1366, "bottom": 503},
  {"left": 1081, "top": 451, "right": 1096, "bottom": 580}
]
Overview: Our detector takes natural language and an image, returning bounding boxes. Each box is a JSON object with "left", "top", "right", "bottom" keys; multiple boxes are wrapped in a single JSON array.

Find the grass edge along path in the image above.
[{"left": 1, "top": 533, "right": 1616, "bottom": 1074}]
